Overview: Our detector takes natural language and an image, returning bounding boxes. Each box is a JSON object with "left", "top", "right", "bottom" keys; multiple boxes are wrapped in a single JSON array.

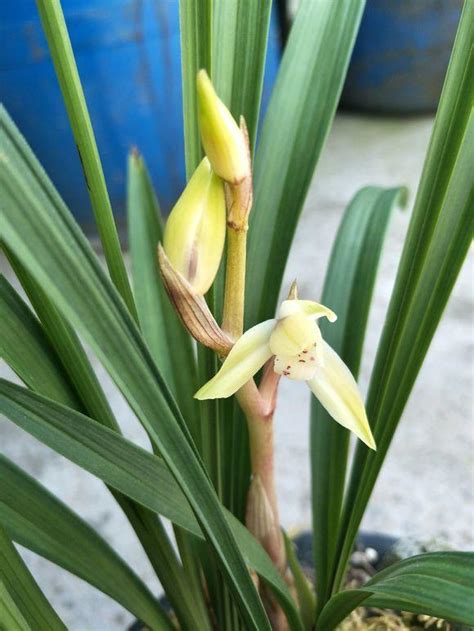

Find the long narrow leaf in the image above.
[
  {"left": 127, "top": 152, "right": 198, "bottom": 434},
  {"left": 34, "top": 0, "right": 136, "bottom": 317},
  {"left": 3, "top": 251, "right": 119, "bottom": 432},
  {"left": 0, "top": 456, "right": 170, "bottom": 630},
  {"left": 179, "top": 0, "right": 213, "bottom": 177},
  {"left": 316, "top": 553, "right": 474, "bottom": 630},
  {"left": 0, "top": 275, "right": 80, "bottom": 409},
  {"left": 0, "top": 525, "right": 66, "bottom": 631},
  {"left": 0, "top": 107, "right": 269, "bottom": 629},
  {"left": 1, "top": 254, "right": 203, "bottom": 630},
  {"left": 310, "top": 186, "right": 405, "bottom": 609},
  {"left": 0, "top": 381, "right": 302, "bottom": 631},
  {"left": 127, "top": 153, "right": 210, "bottom": 628},
  {"left": 212, "top": 0, "right": 273, "bottom": 150},
  {"left": 0, "top": 583, "right": 31, "bottom": 631},
  {"left": 332, "top": 2, "right": 474, "bottom": 595},
  {"left": 246, "top": 0, "right": 365, "bottom": 328}
]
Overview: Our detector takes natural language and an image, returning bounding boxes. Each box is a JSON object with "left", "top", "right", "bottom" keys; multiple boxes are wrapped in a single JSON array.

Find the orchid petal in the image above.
[
  {"left": 308, "top": 340, "right": 376, "bottom": 449},
  {"left": 278, "top": 299, "right": 337, "bottom": 322},
  {"left": 269, "top": 313, "right": 319, "bottom": 356},
  {"left": 195, "top": 320, "right": 275, "bottom": 399}
]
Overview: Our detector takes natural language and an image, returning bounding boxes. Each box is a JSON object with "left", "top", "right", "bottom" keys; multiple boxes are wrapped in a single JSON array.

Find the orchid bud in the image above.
[
  {"left": 163, "top": 157, "right": 225, "bottom": 295},
  {"left": 197, "top": 69, "right": 250, "bottom": 185}
]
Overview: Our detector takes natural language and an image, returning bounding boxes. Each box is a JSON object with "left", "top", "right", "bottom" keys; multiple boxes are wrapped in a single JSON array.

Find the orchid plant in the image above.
[{"left": 1, "top": 1, "right": 473, "bottom": 630}]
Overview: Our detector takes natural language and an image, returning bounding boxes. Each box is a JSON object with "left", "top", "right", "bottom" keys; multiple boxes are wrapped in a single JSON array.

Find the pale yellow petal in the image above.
[
  {"left": 163, "top": 158, "right": 225, "bottom": 294},
  {"left": 195, "top": 320, "right": 275, "bottom": 399},
  {"left": 307, "top": 340, "right": 376, "bottom": 449},
  {"left": 278, "top": 299, "right": 337, "bottom": 322},
  {"left": 269, "top": 313, "right": 319, "bottom": 356},
  {"left": 197, "top": 70, "right": 249, "bottom": 184}
]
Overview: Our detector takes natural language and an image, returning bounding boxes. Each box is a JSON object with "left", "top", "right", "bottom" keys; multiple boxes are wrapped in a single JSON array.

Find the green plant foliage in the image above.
[
  {"left": 0, "top": 274, "right": 80, "bottom": 408},
  {"left": 0, "top": 525, "right": 66, "bottom": 631},
  {"left": 331, "top": 1, "right": 474, "bottom": 597},
  {"left": 246, "top": 0, "right": 365, "bottom": 328},
  {"left": 35, "top": 0, "right": 136, "bottom": 316},
  {"left": 212, "top": 0, "right": 272, "bottom": 151},
  {"left": 0, "top": 0, "right": 472, "bottom": 627},
  {"left": 0, "top": 381, "right": 302, "bottom": 631},
  {"left": 0, "top": 259, "right": 207, "bottom": 630},
  {"left": 316, "top": 553, "right": 474, "bottom": 630},
  {"left": 311, "top": 186, "right": 406, "bottom": 609},
  {"left": 0, "top": 107, "right": 269, "bottom": 630},
  {"left": 127, "top": 152, "right": 198, "bottom": 431},
  {"left": 179, "top": 0, "right": 212, "bottom": 177},
  {"left": 0, "top": 456, "right": 170, "bottom": 630}
]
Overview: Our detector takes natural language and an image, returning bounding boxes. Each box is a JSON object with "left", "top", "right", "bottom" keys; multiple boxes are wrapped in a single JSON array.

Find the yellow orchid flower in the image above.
[{"left": 195, "top": 298, "right": 376, "bottom": 449}]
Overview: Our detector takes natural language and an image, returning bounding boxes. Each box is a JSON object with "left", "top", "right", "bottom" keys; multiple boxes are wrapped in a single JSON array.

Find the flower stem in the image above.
[
  {"left": 236, "top": 381, "right": 285, "bottom": 572},
  {"left": 222, "top": 225, "right": 247, "bottom": 339},
  {"left": 220, "top": 152, "right": 287, "bottom": 626}
]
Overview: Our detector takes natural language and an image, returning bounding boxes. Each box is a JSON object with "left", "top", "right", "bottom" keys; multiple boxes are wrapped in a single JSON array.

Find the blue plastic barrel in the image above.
[
  {"left": 341, "top": 0, "right": 463, "bottom": 114},
  {"left": 1, "top": 1, "right": 281, "bottom": 227}
]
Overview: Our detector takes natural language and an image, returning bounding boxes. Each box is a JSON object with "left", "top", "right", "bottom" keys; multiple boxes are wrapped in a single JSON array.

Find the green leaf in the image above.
[
  {"left": 246, "top": 0, "right": 365, "bottom": 328},
  {"left": 127, "top": 152, "right": 198, "bottom": 435},
  {"left": 316, "top": 552, "right": 474, "bottom": 630},
  {"left": 283, "top": 531, "right": 316, "bottom": 631},
  {"left": 0, "top": 455, "right": 171, "bottom": 630},
  {"left": 3, "top": 250, "right": 119, "bottom": 432},
  {"left": 0, "top": 274, "right": 80, "bottom": 409},
  {"left": 0, "top": 582, "right": 31, "bottom": 631},
  {"left": 0, "top": 380, "right": 302, "bottom": 631},
  {"left": 2, "top": 252, "right": 204, "bottom": 631},
  {"left": 179, "top": 0, "right": 212, "bottom": 177},
  {"left": 332, "top": 3, "right": 474, "bottom": 595},
  {"left": 310, "top": 186, "right": 406, "bottom": 609},
  {"left": 35, "top": 0, "right": 136, "bottom": 317},
  {"left": 0, "top": 107, "right": 269, "bottom": 630},
  {"left": 0, "top": 524, "right": 66, "bottom": 631},
  {"left": 212, "top": 0, "right": 273, "bottom": 150},
  {"left": 127, "top": 152, "right": 211, "bottom": 629}
]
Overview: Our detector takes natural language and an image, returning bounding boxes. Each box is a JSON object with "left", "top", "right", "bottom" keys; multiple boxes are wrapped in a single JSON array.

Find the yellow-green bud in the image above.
[
  {"left": 197, "top": 69, "right": 250, "bottom": 185},
  {"left": 163, "top": 158, "right": 225, "bottom": 295}
]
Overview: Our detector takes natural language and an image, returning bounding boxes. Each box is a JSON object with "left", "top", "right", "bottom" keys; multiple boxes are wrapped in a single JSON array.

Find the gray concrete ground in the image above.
[{"left": 1, "top": 113, "right": 473, "bottom": 629}]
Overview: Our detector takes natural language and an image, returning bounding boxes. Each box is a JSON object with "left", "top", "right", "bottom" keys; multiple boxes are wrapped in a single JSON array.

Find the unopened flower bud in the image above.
[
  {"left": 197, "top": 69, "right": 250, "bottom": 185},
  {"left": 163, "top": 157, "right": 225, "bottom": 295}
]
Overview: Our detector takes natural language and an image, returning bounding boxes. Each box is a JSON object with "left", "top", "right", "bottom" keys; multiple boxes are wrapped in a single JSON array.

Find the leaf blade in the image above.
[
  {"left": 310, "top": 186, "right": 405, "bottom": 609},
  {"left": 316, "top": 553, "right": 474, "bottom": 630},
  {"left": 212, "top": 0, "right": 273, "bottom": 150},
  {"left": 179, "top": 0, "right": 213, "bottom": 177},
  {"left": 35, "top": 0, "right": 136, "bottom": 317},
  {"left": 0, "top": 106, "right": 270, "bottom": 630},
  {"left": 0, "top": 380, "right": 303, "bottom": 630},
  {"left": 127, "top": 152, "right": 198, "bottom": 435},
  {"left": 332, "top": 4, "right": 474, "bottom": 595},
  {"left": 0, "top": 525, "right": 66, "bottom": 631},
  {"left": 0, "top": 274, "right": 80, "bottom": 409},
  {"left": 0, "top": 455, "right": 171, "bottom": 630},
  {"left": 246, "top": 0, "right": 365, "bottom": 328}
]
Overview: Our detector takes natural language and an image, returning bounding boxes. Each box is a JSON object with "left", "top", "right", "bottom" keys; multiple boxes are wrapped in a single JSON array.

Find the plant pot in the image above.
[
  {"left": 1, "top": 1, "right": 282, "bottom": 227},
  {"left": 341, "top": 0, "right": 463, "bottom": 114}
]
